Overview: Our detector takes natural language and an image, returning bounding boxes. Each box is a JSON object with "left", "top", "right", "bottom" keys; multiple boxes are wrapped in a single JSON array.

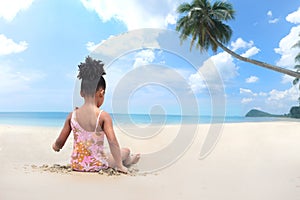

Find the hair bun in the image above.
[{"left": 77, "top": 56, "right": 106, "bottom": 81}]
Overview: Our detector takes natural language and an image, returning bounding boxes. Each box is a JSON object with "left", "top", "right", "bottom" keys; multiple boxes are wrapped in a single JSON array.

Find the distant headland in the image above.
[{"left": 245, "top": 107, "right": 300, "bottom": 119}]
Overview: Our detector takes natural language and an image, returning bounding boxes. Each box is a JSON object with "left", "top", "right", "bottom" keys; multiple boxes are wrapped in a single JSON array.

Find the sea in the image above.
[{"left": 0, "top": 112, "right": 298, "bottom": 127}]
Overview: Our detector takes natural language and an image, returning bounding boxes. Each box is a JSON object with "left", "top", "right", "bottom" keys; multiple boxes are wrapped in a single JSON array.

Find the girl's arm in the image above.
[
  {"left": 102, "top": 111, "right": 127, "bottom": 172},
  {"left": 52, "top": 112, "right": 72, "bottom": 152}
]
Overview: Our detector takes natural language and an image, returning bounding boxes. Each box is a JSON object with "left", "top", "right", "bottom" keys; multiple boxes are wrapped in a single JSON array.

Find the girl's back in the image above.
[
  {"left": 70, "top": 107, "right": 108, "bottom": 172},
  {"left": 75, "top": 106, "right": 102, "bottom": 132}
]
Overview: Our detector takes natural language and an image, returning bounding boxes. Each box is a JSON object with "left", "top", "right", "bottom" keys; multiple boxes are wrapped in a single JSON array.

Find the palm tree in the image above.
[
  {"left": 292, "top": 36, "right": 300, "bottom": 88},
  {"left": 292, "top": 65, "right": 300, "bottom": 88},
  {"left": 176, "top": 0, "right": 300, "bottom": 78},
  {"left": 292, "top": 37, "right": 300, "bottom": 106}
]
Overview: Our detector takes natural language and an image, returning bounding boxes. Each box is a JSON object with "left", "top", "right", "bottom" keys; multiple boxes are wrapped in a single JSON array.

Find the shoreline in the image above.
[
  {"left": 0, "top": 116, "right": 299, "bottom": 128},
  {"left": 1, "top": 112, "right": 299, "bottom": 128}
]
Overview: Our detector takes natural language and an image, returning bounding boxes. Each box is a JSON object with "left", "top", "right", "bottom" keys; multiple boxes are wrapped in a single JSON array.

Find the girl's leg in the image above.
[
  {"left": 107, "top": 147, "right": 140, "bottom": 168},
  {"left": 123, "top": 148, "right": 140, "bottom": 167}
]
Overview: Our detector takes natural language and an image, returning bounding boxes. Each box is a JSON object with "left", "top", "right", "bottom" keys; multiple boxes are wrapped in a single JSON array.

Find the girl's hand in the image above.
[
  {"left": 52, "top": 112, "right": 72, "bottom": 153},
  {"left": 116, "top": 165, "right": 128, "bottom": 174},
  {"left": 52, "top": 143, "right": 60, "bottom": 152}
]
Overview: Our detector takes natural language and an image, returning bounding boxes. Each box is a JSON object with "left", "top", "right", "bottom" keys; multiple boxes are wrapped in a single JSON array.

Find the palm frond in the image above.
[
  {"left": 177, "top": 3, "right": 192, "bottom": 14},
  {"left": 294, "top": 65, "right": 300, "bottom": 70},
  {"left": 211, "top": 1, "right": 235, "bottom": 21},
  {"left": 176, "top": 0, "right": 235, "bottom": 53},
  {"left": 292, "top": 33, "right": 300, "bottom": 48},
  {"left": 292, "top": 41, "right": 300, "bottom": 49},
  {"left": 293, "top": 78, "right": 299, "bottom": 85},
  {"left": 295, "top": 53, "right": 300, "bottom": 63}
]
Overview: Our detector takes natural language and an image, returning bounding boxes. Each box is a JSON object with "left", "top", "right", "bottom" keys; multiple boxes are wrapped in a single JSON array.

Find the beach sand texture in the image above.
[{"left": 1, "top": 122, "right": 300, "bottom": 200}]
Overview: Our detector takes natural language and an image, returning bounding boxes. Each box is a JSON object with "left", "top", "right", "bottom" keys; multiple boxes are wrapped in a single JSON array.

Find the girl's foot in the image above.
[
  {"left": 131, "top": 154, "right": 140, "bottom": 165},
  {"left": 124, "top": 153, "right": 140, "bottom": 166}
]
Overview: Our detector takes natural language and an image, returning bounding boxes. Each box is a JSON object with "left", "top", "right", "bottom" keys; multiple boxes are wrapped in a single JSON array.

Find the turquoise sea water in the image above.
[{"left": 0, "top": 112, "right": 298, "bottom": 127}]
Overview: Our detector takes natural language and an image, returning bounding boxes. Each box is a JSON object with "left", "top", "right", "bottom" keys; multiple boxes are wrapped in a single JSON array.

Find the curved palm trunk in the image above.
[{"left": 208, "top": 33, "right": 300, "bottom": 78}]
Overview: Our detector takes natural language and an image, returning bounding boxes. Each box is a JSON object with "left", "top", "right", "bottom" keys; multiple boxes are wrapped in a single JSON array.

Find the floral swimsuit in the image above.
[{"left": 70, "top": 110, "right": 109, "bottom": 172}]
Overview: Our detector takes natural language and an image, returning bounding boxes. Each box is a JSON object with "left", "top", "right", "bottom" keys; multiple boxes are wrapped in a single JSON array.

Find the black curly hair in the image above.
[{"left": 77, "top": 56, "right": 106, "bottom": 97}]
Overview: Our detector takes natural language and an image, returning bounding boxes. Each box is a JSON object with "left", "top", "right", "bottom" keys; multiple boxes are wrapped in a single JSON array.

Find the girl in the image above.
[{"left": 52, "top": 56, "right": 140, "bottom": 173}]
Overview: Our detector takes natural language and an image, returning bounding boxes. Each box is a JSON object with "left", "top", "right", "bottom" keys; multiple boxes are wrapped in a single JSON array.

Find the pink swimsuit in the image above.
[{"left": 70, "top": 110, "right": 108, "bottom": 172}]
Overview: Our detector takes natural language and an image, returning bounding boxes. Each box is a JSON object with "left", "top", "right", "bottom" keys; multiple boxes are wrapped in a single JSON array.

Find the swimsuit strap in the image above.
[
  {"left": 94, "top": 110, "right": 103, "bottom": 132},
  {"left": 71, "top": 110, "right": 76, "bottom": 120}
]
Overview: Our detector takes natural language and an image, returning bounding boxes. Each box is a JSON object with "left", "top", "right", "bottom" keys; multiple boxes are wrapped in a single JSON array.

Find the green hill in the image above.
[
  {"left": 246, "top": 107, "right": 300, "bottom": 119},
  {"left": 245, "top": 109, "right": 283, "bottom": 117}
]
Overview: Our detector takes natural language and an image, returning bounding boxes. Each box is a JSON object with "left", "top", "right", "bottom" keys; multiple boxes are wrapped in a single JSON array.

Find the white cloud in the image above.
[
  {"left": 281, "top": 74, "right": 295, "bottom": 84},
  {"left": 165, "top": 13, "right": 177, "bottom": 25},
  {"left": 286, "top": 7, "right": 300, "bottom": 24},
  {"left": 246, "top": 76, "right": 259, "bottom": 83},
  {"left": 101, "top": 49, "right": 194, "bottom": 106},
  {"left": 133, "top": 49, "right": 155, "bottom": 68},
  {"left": 267, "top": 11, "right": 272, "bottom": 17},
  {"left": 239, "top": 85, "right": 299, "bottom": 114},
  {"left": 269, "top": 18, "right": 279, "bottom": 24},
  {"left": 240, "top": 88, "right": 251, "bottom": 94},
  {"left": 0, "top": 63, "right": 43, "bottom": 94},
  {"left": 0, "top": 34, "right": 28, "bottom": 55},
  {"left": 264, "top": 86, "right": 300, "bottom": 113},
  {"left": 231, "top": 38, "right": 254, "bottom": 51},
  {"left": 188, "top": 37, "right": 261, "bottom": 93},
  {"left": 259, "top": 92, "right": 267, "bottom": 97},
  {"left": 241, "top": 98, "right": 253, "bottom": 104},
  {"left": 267, "top": 87, "right": 299, "bottom": 102},
  {"left": 275, "top": 7, "right": 300, "bottom": 69},
  {"left": 86, "top": 41, "right": 97, "bottom": 52},
  {"left": 86, "top": 35, "right": 116, "bottom": 53},
  {"left": 102, "top": 59, "right": 198, "bottom": 114},
  {"left": 240, "top": 86, "right": 299, "bottom": 104},
  {"left": 241, "top": 46, "right": 260, "bottom": 58},
  {"left": 211, "top": 52, "right": 238, "bottom": 80},
  {"left": 188, "top": 72, "right": 206, "bottom": 93},
  {"left": 240, "top": 88, "right": 273, "bottom": 98},
  {"left": 80, "top": 0, "right": 182, "bottom": 30},
  {"left": 189, "top": 52, "right": 238, "bottom": 93},
  {"left": 267, "top": 10, "right": 279, "bottom": 24},
  {"left": 0, "top": 0, "right": 34, "bottom": 22},
  {"left": 274, "top": 25, "right": 300, "bottom": 68},
  {"left": 240, "top": 88, "right": 257, "bottom": 96},
  {"left": 230, "top": 38, "right": 260, "bottom": 57}
]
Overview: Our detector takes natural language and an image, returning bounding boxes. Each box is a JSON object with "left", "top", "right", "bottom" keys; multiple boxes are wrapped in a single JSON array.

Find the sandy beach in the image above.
[{"left": 1, "top": 121, "right": 300, "bottom": 200}]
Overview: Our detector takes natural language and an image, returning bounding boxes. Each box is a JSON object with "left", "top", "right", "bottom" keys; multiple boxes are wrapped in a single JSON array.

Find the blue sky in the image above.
[{"left": 0, "top": 0, "right": 300, "bottom": 116}]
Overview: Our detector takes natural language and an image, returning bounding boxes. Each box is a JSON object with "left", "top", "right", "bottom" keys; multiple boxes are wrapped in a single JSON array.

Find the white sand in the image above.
[{"left": 1, "top": 121, "right": 300, "bottom": 200}]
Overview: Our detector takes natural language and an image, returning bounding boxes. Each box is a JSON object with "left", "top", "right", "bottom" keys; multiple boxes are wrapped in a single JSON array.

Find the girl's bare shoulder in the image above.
[
  {"left": 66, "top": 111, "right": 73, "bottom": 121},
  {"left": 100, "top": 110, "right": 112, "bottom": 120}
]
